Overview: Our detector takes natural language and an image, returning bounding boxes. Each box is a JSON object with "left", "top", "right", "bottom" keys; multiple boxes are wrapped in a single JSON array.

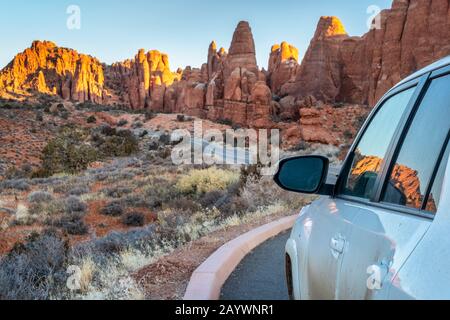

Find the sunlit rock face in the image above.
[
  {"left": 203, "top": 21, "right": 274, "bottom": 128},
  {"left": 0, "top": 40, "right": 108, "bottom": 103},
  {"left": 2, "top": 0, "right": 449, "bottom": 133},
  {"left": 281, "top": 16, "right": 349, "bottom": 102},
  {"left": 223, "top": 21, "right": 259, "bottom": 78},
  {"left": 107, "top": 49, "right": 182, "bottom": 109},
  {"left": 351, "top": 155, "right": 423, "bottom": 209},
  {"left": 268, "top": 42, "right": 300, "bottom": 96},
  {"left": 285, "top": 0, "right": 450, "bottom": 106}
]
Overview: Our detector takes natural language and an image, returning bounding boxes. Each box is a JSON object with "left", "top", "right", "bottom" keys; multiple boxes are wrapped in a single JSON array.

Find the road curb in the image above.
[{"left": 183, "top": 214, "right": 297, "bottom": 300}]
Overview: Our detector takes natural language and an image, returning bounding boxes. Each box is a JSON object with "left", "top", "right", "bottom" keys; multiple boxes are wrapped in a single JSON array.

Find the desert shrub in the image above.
[
  {"left": 28, "top": 191, "right": 54, "bottom": 204},
  {"left": 4, "top": 164, "right": 32, "bottom": 180},
  {"left": 100, "top": 202, "right": 124, "bottom": 217},
  {"left": 57, "top": 214, "right": 88, "bottom": 235},
  {"left": 121, "top": 195, "right": 149, "bottom": 208},
  {"left": 291, "top": 141, "right": 312, "bottom": 152},
  {"left": 0, "top": 179, "right": 30, "bottom": 191},
  {"left": 36, "top": 112, "right": 44, "bottom": 122},
  {"left": 117, "top": 119, "right": 128, "bottom": 127},
  {"left": 241, "top": 176, "right": 310, "bottom": 212},
  {"left": 166, "top": 198, "right": 201, "bottom": 213},
  {"left": 139, "top": 130, "right": 148, "bottom": 138},
  {"left": 176, "top": 167, "right": 240, "bottom": 196},
  {"left": 100, "top": 125, "right": 117, "bottom": 136},
  {"left": 122, "top": 212, "right": 145, "bottom": 227},
  {"left": 28, "top": 198, "right": 65, "bottom": 218},
  {"left": 159, "top": 133, "right": 171, "bottom": 145},
  {"left": 97, "top": 130, "right": 139, "bottom": 157},
  {"left": 68, "top": 186, "right": 90, "bottom": 196},
  {"left": 52, "top": 181, "right": 79, "bottom": 195},
  {"left": 103, "top": 186, "right": 132, "bottom": 199},
  {"left": 143, "top": 180, "right": 177, "bottom": 209},
  {"left": 217, "top": 196, "right": 251, "bottom": 218},
  {"left": 86, "top": 115, "right": 97, "bottom": 124},
  {"left": 13, "top": 204, "right": 34, "bottom": 225},
  {"left": 132, "top": 121, "right": 143, "bottom": 129},
  {"left": 65, "top": 196, "right": 87, "bottom": 215},
  {"left": 0, "top": 230, "right": 69, "bottom": 300},
  {"left": 60, "top": 111, "right": 70, "bottom": 120},
  {"left": 199, "top": 190, "right": 226, "bottom": 208},
  {"left": 148, "top": 140, "right": 159, "bottom": 151},
  {"left": 176, "top": 114, "right": 186, "bottom": 122},
  {"left": 39, "top": 127, "right": 98, "bottom": 177},
  {"left": 239, "top": 165, "right": 262, "bottom": 187}
]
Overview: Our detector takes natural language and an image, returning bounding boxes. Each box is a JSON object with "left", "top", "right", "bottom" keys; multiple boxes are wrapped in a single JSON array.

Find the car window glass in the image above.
[
  {"left": 342, "top": 88, "right": 415, "bottom": 199},
  {"left": 425, "top": 141, "right": 450, "bottom": 213},
  {"left": 382, "top": 74, "right": 450, "bottom": 210}
]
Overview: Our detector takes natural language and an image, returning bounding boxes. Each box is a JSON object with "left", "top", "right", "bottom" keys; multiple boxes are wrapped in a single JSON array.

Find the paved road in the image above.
[{"left": 220, "top": 231, "right": 291, "bottom": 300}]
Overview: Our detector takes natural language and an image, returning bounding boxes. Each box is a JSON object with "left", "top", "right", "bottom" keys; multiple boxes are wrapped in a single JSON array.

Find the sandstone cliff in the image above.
[
  {"left": 284, "top": 0, "right": 450, "bottom": 106},
  {"left": 107, "top": 49, "right": 182, "bottom": 110},
  {"left": 268, "top": 42, "right": 300, "bottom": 96},
  {"left": 1, "top": 0, "right": 449, "bottom": 146},
  {"left": 0, "top": 41, "right": 109, "bottom": 104}
]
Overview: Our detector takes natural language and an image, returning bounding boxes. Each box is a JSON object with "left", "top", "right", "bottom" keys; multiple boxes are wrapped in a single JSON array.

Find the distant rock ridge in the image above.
[
  {"left": 0, "top": 40, "right": 109, "bottom": 104},
  {"left": 1, "top": 0, "right": 449, "bottom": 136},
  {"left": 107, "top": 49, "right": 182, "bottom": 109},
  {"left": 283, "top": 0, "right": 450, "bottom": 105}
]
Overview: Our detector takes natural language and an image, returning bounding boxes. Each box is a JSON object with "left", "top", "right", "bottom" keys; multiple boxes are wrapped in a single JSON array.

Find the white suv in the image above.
[{"left": 275, "top": 56, "right": 450, "bottom": 300}]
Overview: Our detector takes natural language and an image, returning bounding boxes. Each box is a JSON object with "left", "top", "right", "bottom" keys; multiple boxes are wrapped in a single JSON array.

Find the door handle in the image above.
[{"left": 330, "top": 235, "right": 345, "bottom": 258}]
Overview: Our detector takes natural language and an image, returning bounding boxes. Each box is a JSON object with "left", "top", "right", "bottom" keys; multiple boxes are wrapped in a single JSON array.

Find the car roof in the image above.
[{"left": 394, "top": 55, "right": 450, "bottom": 88}]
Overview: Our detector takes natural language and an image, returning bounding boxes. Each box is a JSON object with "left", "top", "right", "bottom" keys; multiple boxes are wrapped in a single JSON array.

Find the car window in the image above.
[
  {"left": 342, "top": 88, "right": 415, "bottom": 199},
  {"left": 425, "top": 140, "right": 450, "bottom": 213},
  {"left": 382, "top": 74, "right": 450, "bottom": 211}
]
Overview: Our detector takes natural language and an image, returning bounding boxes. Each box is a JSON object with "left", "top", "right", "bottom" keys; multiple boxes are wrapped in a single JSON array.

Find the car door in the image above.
[
  {"left": 299, "top": 82, "right": 418, "bottom": 300},
  {"left": 298, "top": 196, "right": 358, "bottom": 300},
  {"left": 336, "top": 71, "right": 450, "bottom": 300}
]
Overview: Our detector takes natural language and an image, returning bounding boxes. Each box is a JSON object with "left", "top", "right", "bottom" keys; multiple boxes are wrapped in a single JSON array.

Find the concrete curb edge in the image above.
[{"left": 183, "top": 214, "right": 297, "bottom": 300}]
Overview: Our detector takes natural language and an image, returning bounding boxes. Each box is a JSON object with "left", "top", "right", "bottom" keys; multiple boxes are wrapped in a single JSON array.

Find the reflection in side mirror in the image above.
[{"left": 274, "top": 156, "right": 329, "bottom": 194}]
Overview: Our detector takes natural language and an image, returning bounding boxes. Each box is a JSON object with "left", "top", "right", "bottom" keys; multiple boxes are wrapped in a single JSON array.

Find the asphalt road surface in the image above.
[{"left": 220, "top": 231, "right": 291, "bottom": 300}]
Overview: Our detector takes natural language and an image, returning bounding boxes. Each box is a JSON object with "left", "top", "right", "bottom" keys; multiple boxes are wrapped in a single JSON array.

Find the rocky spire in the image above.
[
  {"left": 314, "top": 16, "right": 347, "bottom": 39},
  {"left": 224, "top": 21, "right": 258, "bottom": 76}
]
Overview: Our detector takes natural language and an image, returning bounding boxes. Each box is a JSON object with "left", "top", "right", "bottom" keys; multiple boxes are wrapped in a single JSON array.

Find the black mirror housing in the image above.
[{"left": 274, "top": 156, "right": 331, "bottom": 195}]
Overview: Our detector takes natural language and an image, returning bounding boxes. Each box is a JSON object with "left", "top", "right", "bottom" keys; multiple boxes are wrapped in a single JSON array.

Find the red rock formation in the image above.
[
  {"left": 285, "top": 0, "right": 450, "bottom": 106},
  {"left": 298, "top": 104, "right": 370, "bottom": 145},
  {"left": 223, "top": 21, "right": 259, "bottom": 77},
  {"left": 268, "top": 42, "right": 300, "bottom": 95},
  {"left": 204, "top": 21, "right": 274, "bottom": 128},
  {"left": 207, "top": 41, "right": 227, "bottom": 81},
  {"left": 108, "top": 49, "right": 182, "bottom": 109},
  {"left": 0, "top": 41, "right": 108, "bottom": 103},
  {"left": 282, "top": 16, "right": 348, "bottom": 102}
]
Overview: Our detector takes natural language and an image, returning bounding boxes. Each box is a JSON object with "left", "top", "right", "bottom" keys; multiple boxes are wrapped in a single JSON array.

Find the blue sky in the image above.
[{"left": 0, "top": 0, "right": 392, "bottom": 70}]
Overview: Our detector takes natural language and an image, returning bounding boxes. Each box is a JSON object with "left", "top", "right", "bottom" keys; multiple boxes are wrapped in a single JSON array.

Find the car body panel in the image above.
[
  {"left": 289, "top": 197, "right": 359, "bottom": 300},
  {"left": 388, "top": 158, "right": 450, "bottom": 300},
  {"left": 336, "top": 201, "right": 431, "bottom": 300}
]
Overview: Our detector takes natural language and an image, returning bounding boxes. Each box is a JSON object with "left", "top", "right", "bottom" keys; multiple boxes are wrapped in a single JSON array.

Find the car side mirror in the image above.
[{"left": 274, "top": 156, "right": 331, "bottom": 195}]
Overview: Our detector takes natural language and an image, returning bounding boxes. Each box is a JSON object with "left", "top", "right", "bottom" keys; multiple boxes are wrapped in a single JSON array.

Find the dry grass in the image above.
[{"left": 176, "top": 167, "right": 240, "bottom": 196}]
